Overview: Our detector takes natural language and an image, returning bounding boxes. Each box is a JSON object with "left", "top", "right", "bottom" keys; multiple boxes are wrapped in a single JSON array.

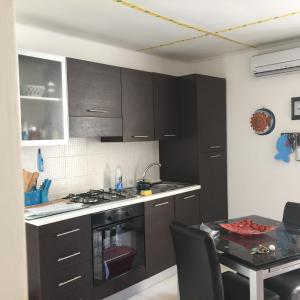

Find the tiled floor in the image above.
[
  {"left": 126, "top": 265, "right": 232, "bottom": 300},
  {"left": 128, "top": 275, "right": 178, "bottom": 300}
]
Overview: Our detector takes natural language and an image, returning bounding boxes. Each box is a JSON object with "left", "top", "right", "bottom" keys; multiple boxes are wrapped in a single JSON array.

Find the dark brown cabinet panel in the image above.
[
  {"left": 198, "top": 151, "right": 228, "bottom": 222},
  {"left": 67, "top": 58, "right": 121, "bottom": 118},
  {"left": 153, "top": 73, "right": 178, "bottom": 140},
  {"left": 69, "top": 116, "right": 122, "bottom": 138},
  {"left": 26, "top": 215, "right": 93, "bottom": 300},
  {"left": 43, "top": 261, "right": 92, "bottom": 300},
  {"left": 160, "top": 74, "right": 228, "bottom": 223},
  {"left": 121, "top": 68, "right": 154, "bottom": 141},
  {"left": 197, "top": 75, "right": 226, "bottom": 152},
  {"left": 144, "top": 196, "right": 175, "bottom": 277},
  {"left": 175, "top": 190, "right": 201, "bottom": 225}
]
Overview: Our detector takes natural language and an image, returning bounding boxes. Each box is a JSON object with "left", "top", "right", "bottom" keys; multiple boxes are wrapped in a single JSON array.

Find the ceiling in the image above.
[{"left": 15, "top": 0, "right": 300, "bottom": 61}]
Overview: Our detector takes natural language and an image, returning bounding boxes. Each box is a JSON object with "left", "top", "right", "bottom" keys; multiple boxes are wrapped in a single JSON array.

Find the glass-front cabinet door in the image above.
[{"left": 18, "top": 50, "right": 68, "bottom": 146}]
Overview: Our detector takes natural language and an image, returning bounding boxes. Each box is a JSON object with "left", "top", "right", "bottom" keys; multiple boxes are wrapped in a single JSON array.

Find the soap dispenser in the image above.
[{"left": 115, "top": 166, "right": 123, "bottom": 192}]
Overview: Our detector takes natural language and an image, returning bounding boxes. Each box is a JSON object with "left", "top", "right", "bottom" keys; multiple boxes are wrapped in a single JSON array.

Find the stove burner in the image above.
[{"left": 63, "top": 188, "right": 130, "bottom": 205}]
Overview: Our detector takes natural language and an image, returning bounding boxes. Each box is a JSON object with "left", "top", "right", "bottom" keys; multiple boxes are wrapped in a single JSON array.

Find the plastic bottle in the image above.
[
  {"left": 37, "top": 148, "right": 44, "bottom": 172},
  {"left": 115, "top": 166, "right": 123, "bottom": 192},
  {"left": 22, "top": 121, "right": 29, "bottom": 140}
]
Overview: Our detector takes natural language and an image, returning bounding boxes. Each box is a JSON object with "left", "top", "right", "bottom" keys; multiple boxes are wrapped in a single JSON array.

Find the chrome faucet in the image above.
[{"left": 142, "top": 162, "right": 162, "bottom": 182}]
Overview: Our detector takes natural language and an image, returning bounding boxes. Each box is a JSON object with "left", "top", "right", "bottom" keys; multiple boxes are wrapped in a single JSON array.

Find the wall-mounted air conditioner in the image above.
[{"left": 250, "top": 47, "right": 300, "bottom": 77}]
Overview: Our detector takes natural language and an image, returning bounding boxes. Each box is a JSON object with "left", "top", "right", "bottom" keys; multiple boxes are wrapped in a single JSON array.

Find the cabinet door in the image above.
[
  {"left": 153, "top": 73, "right": 178, "bottom": 140},
  {"left": 145, "top": 196, "right": 175, "bottom": 277},
  {"left": 18, "top": 51, "right": 68, "bottom": 146},
  {"left": 198, "top": 151, "right": 228, "bottom": 222},
  {"left": 121, "top": 68, "right": 154, "bottom": 141},
  {"left": 67, "top": 58, "right": 121, "bottom": 118},
  {"left": 175, "top": 191, "right": 201, "bottom": 225},
  {"left": 197, "top": 76, "right": 226, "bottom": 152}
]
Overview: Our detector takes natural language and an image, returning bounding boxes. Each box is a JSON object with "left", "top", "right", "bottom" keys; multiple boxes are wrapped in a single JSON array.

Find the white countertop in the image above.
[{"left": 26, "top": 185, "right": 201, "bottom": 226}]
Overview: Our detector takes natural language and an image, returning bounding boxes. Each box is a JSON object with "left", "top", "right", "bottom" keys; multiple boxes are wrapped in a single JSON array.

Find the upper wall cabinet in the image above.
[
  {"left": 67, "top": 58, "right": 122, "bottom": 138},
  {"left": 153, "top": 73, "right": 178, "bottom": 140},
  {"left": 18, "top": 51, "right": 69, "bottom": 146},
  {"left": 197, "top": 75, "right": 226, "bottom": 152},
  {"left": 121, "top": 68, "right": 154, "bottom": 142},
  {"left": 67, "top": 58, "right": 121, "bottom": 118}
]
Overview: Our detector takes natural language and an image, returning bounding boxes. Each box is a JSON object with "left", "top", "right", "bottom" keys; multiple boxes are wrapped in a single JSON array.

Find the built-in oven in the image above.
[{"left": 92, "top": 203, "right": 145, "bottom": 285}]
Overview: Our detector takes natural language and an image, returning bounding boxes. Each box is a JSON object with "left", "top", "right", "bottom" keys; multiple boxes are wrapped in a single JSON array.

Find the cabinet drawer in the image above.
[
  {"left": 46, "top": 287, "right": 91, "bottom": 300},
  {"left": 39, "top": 215, "right": 91, "bottom": 239},
  {"left": 42, "top": 261, "right": 92, "bottom": 299},
  {"left": 175, "top": 191, "right": 200, "bottom": 225},
  {"left": 39, "top": 216, "right": 92, "bottom": 270},
  {"left": 40, "top": 232, "right": 92, "bottom": 271}
]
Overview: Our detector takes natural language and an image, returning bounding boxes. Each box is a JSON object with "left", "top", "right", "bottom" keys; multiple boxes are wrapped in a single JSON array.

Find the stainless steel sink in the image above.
[{"left": 151, "top": 182, "right": 187, "bottom": 193}]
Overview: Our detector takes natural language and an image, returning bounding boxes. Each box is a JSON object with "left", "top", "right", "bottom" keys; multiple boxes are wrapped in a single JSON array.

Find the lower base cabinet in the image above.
[
  {"left": 175, "top": 190, "right": 201, "bottom": 225},
  {"left": 144, "top": 196, "right": 176, "bottom": 278},
  {"left": 26, "top": 190, "right": 200, "bottom": 300}
]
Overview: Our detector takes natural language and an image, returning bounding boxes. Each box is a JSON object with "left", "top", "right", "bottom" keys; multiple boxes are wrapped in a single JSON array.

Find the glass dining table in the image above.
[{"left": 209, "top": 215, "right": 300, "bottom": 300}]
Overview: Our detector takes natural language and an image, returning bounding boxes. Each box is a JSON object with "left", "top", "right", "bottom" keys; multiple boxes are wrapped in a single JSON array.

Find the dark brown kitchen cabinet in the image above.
[
  {"left": 67, "top": 58, "right": 121, "bottom": 118},
  {"left": 67, "top": 58, "right": 122, "bottom": 138},
  {"left": 197, "top": 75, "right": 226, "bottom": 152},
  {"left": 144, "top": 196, "right": 175, "bottom": 277},
  {"left": 121, "top": 68, "right": 154, "bottom": 141},
  {"left": 175, "top": 190, "right": 201, "bottom": 225},
  {"left": 160, "top": 74, "right": 228, "bottom": 222},
  {"left": 198, "top": 151, "right": 228, "bottom": 222},
  {"left": 153, "top": 73, "right": 178, "bottom": 140},
  {"left": 26, "top": 215, "right": 92, "bottom": 300}
]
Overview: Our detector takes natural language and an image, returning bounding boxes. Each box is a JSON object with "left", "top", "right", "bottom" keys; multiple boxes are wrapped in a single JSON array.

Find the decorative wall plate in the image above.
[{"left": 250, "top": 108, "right": 276, "bottom": 135}]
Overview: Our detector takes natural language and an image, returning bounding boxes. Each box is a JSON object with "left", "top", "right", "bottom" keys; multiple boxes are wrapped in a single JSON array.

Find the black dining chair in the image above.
[
  {"left": 170, "top": 222, "right": 279, "bottom": 300},
  {"left": 264, "top": 201, "right": 300, "bottom": 300}
]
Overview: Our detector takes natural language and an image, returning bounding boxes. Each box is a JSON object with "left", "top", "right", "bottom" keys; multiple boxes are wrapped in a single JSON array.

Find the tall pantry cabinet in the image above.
[{"left": 159, "top": 74, "right": 228, "bottom": 222}]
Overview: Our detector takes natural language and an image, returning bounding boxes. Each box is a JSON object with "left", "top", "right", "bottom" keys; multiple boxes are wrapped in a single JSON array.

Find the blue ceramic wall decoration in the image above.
[
  {"left": 250, "top": 108, "right": 276, "bottom": 135},
  {"left": 274, "top": 134, "right": 293, "bottom": 163}
]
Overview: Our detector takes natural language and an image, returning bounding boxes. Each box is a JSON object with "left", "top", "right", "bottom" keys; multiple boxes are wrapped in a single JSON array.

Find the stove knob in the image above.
[{"left": 107, "top": 216, "right": 113, "bottom": 221}]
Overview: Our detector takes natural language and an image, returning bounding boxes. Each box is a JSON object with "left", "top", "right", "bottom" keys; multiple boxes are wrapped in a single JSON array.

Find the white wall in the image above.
[
  {"left": 15, "top": 23, "right": 191, "bottom": 76},
  {"left": 22, "top": 139, "right": 160, "bottom": 200},
  {"left": 191, "top": 49, "right": 300, "bottom": 220},
  {"left": 0, "top": 1, "right": 27, "bottom": 299}
]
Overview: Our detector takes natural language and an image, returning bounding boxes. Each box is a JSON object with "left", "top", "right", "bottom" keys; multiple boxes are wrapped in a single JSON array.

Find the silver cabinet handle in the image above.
[
  {"left": 57, "top": 228, "right": 80, "bottom": 237},
  {"left": 57, "top": 252, "right": 81, "bottom": 262},
  {"left": 209, "top": 154, "right": 221, "bottom": 158},
  {"left": 86, "top": 109, "right": 109, "bottom": 113},
  {"left": 58, "top": 275, "right": 82, "bottom": 287},
  {"left": 209, "top": 145, "right": 221, "bottom": 149},
  {"left": 154, "top": 201, "right": 169, "bottom": 207},
  {"left": 164, "top": 134, "right": 176, "bottom": 137},
  {"left": 132, "top": 135, "right": 149, "bottom": 138},
  {"left": 184, "top": 194, "right": 196, "bottom": 200}
]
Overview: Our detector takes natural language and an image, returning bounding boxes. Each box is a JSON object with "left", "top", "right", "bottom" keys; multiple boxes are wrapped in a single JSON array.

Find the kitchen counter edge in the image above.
[{"left": 25, "top": 185, "right": 201, "bottom": 226}]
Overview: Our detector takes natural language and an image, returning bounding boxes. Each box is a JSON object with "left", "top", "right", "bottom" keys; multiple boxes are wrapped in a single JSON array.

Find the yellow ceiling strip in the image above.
[
  {"left": 139, "top": 10, "right": 300, "bottom": 52},
  {"left": 113, "top": 0, "right": 255, "bottom": 48}
]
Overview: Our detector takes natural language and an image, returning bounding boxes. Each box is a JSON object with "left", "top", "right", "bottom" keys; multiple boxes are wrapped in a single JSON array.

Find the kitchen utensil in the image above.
[
  {"left": 23, "top": 169, "right": 33, "bottom": 192},
  {"left": 41, "top": 179, "right": 51, "bottom": 203},
  {"left": 220, "top": 219, "right": 277, "bottom": 236},
  {"left": 27, "top": 172, "right": 39, "bottom": 192}
]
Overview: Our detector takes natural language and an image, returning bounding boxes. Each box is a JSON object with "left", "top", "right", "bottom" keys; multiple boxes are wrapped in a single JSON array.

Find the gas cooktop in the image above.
[{"left": 63, "top": 188, "right": 139, "bottom": 205}]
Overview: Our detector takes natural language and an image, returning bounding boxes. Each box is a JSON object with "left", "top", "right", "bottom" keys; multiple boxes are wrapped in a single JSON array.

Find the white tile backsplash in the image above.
[{"left": 21, "top": 138, "right": 160, "bottom": 200}]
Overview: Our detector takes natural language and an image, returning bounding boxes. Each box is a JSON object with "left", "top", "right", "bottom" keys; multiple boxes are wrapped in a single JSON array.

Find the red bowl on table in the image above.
[{"left": 219, "top": 219, "right": 277, "bottom": 236}]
